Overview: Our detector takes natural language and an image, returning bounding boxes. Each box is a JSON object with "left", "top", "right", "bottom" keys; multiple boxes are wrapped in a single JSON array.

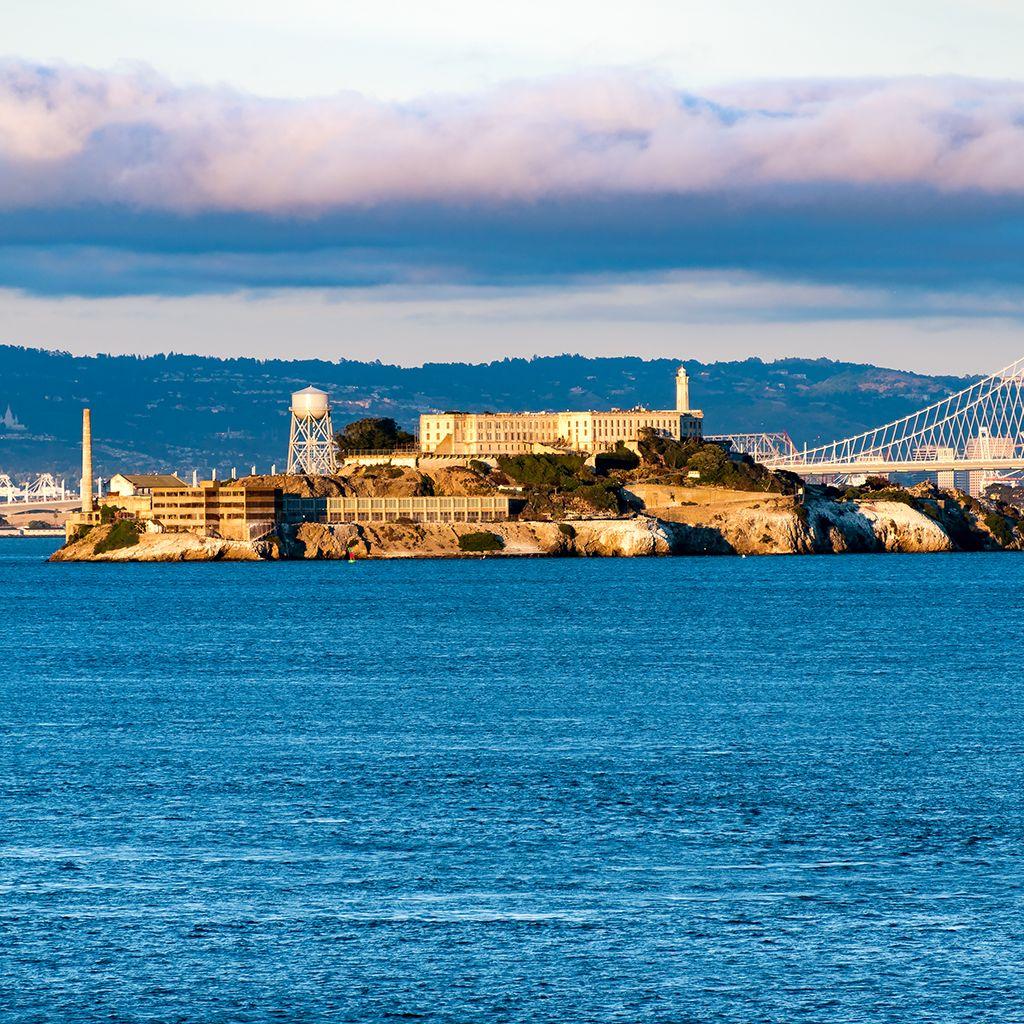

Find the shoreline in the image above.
[{"left": 49, "top": 486, "right": 1017, "bottom": 562}]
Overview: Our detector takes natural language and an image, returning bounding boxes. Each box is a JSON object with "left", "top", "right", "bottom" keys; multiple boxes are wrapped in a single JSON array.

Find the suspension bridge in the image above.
[{"left": 715, "top": 355, "right": 1024, "bottom": 480}]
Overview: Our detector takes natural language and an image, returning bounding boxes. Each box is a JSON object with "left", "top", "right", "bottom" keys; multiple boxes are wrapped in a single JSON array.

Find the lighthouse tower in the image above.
[{"left": 675, "top": 366, "right": 691, "bottom": 413}]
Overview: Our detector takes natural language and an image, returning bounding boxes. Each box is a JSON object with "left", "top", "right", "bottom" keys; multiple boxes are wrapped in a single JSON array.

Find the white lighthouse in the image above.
[
  {"left": 286, "top": 386, "right": 338, "bottom": 475},
  {"left": 675, "top": 365, "right": 691, "bottom": 413}
]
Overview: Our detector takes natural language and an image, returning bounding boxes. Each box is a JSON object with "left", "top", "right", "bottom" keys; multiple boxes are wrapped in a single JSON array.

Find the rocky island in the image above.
[{"left": 51, "top": 435, "right": 1024, "bottom": 562}]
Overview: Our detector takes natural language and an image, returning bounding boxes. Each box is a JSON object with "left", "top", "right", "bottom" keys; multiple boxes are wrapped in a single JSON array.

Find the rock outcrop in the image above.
[
  {"left": 51, "top": 525, "right": 260, "bottom": 562},
  {"left": 50, "top": 485, "right": 1012, "bottom": 562}
]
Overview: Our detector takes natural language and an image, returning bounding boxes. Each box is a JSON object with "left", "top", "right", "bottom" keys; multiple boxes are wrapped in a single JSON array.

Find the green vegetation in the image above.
[
  {"left": 984, "top": 512, "right": 1015, "bottom": 548},
  {"left": 93, "top": 519, "right": 140, "bottom": 554},
  {"left": 637, "top": 432, "right": 798, "bottom": 493},
  {"left": 458, "top": 531, "right": 504, "bottom": 552},
  {"left": 497, "top": 453, "right": 587, "bottom": 487},
  {"left": 557, "top": 523, "right": 577, "bottom": 538},
  {"left": 468, "top": 459, "right": 491, "bottom": 475},
  {"left": 99, "top": 504, "right": 118, "bottom": 524},
  {"left": 842, "top": 484, "right": 916, "bottom": 506},
  {"left": 335, "top": 417, "right": 415, "bottom": 452},
  {"left": 573, "top": 481, "right": 620, "bottom": 512},
  {"left": 495, "top": 453, "right": 622, "bottom": 517},
  {"left": 26, "top": 520, "right": 53, "bottom": 531}
]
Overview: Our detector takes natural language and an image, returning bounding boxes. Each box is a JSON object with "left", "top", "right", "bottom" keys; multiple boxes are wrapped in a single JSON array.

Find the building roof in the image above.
[{"left": 114, "top": 474, "right": 187, "bottom": 487}]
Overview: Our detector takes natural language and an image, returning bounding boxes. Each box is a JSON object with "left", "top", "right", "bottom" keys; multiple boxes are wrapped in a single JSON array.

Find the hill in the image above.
[{"left": 0, "top": 345, "right": 973, "bottom": 476}]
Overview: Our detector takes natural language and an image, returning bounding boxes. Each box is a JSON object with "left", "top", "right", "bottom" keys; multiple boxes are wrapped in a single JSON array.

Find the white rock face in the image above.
[
  {"left": 852, "top": 500, "right": 955, "bottom": 553},
  {"left": 572, "top": 516, "right": 675, "bottom": 557}
]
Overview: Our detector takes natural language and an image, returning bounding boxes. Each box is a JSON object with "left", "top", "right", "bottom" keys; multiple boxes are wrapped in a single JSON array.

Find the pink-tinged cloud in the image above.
[{"left": 4, "top": 62, "right": 1024, "bottom": 213}]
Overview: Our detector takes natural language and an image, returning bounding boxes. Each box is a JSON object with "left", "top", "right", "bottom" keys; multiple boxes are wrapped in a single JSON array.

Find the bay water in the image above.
[{"left": 2, "top": 539, "right": 1022, "bottom": 1022}]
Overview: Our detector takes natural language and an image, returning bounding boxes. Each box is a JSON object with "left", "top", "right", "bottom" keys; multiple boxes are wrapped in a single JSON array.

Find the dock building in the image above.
[{"left": 418, "top": 366, "right": 702, "bottom": 456}]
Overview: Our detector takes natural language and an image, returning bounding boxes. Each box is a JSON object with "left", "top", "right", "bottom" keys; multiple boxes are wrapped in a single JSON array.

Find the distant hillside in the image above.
[{"left": 0, "top": 346, "right": 973, "bottom": 477}]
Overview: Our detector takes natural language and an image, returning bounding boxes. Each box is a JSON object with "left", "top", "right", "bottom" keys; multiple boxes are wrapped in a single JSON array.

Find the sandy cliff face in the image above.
[
  {"left": 633, "top": 486, "right": 961, "bottom": 556},
  {"left": 807, "top": 500, "right": 954, "bottom": 554}
]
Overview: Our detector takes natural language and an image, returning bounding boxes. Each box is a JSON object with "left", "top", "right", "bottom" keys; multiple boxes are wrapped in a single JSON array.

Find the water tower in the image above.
[{"left": 286, "top": 386, "right": 338, "bottom": 475}]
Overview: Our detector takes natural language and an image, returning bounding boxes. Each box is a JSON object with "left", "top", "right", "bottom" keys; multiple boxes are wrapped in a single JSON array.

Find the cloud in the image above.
[
  {"left": 4, "top": 60, "right": 1024, "bottom": 300},
  {"left": 5, "top": 61, "right": 1024, "bottom": 211}
]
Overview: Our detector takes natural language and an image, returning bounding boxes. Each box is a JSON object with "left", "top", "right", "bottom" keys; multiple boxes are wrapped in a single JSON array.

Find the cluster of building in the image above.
[
  {"left": 67, "top": 368, "right": 699, "bottom": 541},
  {"left": 419, "top": 367, "right": 702, "bottom": 455}
]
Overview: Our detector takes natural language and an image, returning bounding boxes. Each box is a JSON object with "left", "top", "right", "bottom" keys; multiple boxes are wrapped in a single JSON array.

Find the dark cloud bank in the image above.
[{"left": 3, "top": 62, "right": 1024, "bottom": 297}]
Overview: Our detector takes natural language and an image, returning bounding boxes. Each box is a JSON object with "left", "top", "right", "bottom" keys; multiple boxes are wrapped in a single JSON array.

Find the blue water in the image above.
[{"left": 2, "top": 539, "right": 1023, "bottom": 1023}]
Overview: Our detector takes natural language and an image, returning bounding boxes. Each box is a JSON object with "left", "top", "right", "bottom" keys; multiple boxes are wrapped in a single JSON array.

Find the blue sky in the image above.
[{"left": 3, "top": 1, "right": 1024, "bottom": 370}]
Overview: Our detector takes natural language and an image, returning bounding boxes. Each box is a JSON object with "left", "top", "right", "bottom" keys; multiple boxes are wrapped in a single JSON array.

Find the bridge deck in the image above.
[{"left": 764, "top": 458, "right": 1024, "bottom": 475}]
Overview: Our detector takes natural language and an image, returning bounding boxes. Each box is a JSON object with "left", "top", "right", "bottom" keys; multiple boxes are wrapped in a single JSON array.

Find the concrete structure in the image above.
[
  {"left": 64, "top": 410, "right": 103, "bottom": 538},
  {"left": 282, "top": 495, "right": 328, "bottom": 524},
  {"left": 81, "top": 409, "right": 93, "bottom": 514},
  {"left": 108, "top": 473, "right": 187, "bottom": 497},
  {"left": 327, "top": 495, "right": 514, "bottom": 523},
  {"left": 418, "top": 366, "right": 702, "bottom": 456},
  {"left": 150, "top": 482, "right": 280, "bottom": 540},
  {"left": 965, "top": 429, "right": 1015, "bottom": 497},
  {"left": 287, "top": 386, "right": 338, "bottom": 476},
  {"left": 912, "top": 446, "right": 956, "bottom": 490}
]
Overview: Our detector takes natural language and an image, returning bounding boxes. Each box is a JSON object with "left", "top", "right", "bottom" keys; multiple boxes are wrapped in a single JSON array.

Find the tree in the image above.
[{"left": 335, "top": 417, "right": 415, "bottom": 453}]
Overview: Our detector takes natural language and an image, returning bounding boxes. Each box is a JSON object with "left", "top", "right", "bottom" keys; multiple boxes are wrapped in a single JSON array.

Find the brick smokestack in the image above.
[{"left": 81, "top": 408, "right": 93, "bottom": 513}]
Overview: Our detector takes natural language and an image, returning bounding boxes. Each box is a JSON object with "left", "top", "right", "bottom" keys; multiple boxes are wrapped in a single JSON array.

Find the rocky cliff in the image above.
[{"left": 49, "top": 484, "right": 1014, "bottom": 562}]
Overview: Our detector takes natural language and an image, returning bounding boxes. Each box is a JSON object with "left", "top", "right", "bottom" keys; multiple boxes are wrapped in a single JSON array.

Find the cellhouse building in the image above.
[{"left": 418, "top": 366, "right": 703, "bottom": 456}]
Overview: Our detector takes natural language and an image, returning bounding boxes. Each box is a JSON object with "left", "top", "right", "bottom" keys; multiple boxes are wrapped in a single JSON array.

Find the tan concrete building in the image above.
[
  {"left": 327, "top": 495, "right": 514, "bottom": 523},
  {"left": 150, "top": 482, "right": 280, "bottom": 540},
  {"left": 419, "top": 366, "right": 702, "bottom": 456},
  {"left": 108, "top": 473, "right": 186, "bottom": 497}
]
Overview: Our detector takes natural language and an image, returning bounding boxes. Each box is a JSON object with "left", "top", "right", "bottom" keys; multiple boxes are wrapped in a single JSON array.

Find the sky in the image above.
[{"left": 3, "top": 0, "right": 1024, "bottom": 371}]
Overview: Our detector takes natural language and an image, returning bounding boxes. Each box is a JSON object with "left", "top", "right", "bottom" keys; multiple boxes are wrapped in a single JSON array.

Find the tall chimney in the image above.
[{"left": 81, "top": 408, "right": 93, "bottom": 513}]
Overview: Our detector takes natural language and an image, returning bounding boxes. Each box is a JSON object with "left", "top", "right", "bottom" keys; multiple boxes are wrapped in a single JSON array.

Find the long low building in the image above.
[
  {"left": 327, "top": 495, "right": 514, "bottom": 523},
  {"left": 418, "top": 366, "right": 702, "bottom": 456}
]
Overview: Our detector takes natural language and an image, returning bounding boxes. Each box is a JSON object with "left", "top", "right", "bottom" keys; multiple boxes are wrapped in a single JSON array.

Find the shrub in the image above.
[
  {"left": 335, "top": 416, "right": 415, "bottom": 452},
  {"left": 984, "top": 512, "right": 1014, "bottom": 548},
  {"left": 93, "top": 519, "right": 140, "bottom": 554},
  {"left": 636, "top": 434, "right": 794, "bottom": 493},
  {"left": 573, "top": 481, "right": 621, "bottom": 513},
  {"left": 864, "top": 475, "right": 892, "bottom": 490},
  {"left": 557, "top": 523, "right": 577, "bottom": 538},
  {"left": 27, "top": 520, "right": 53, "bottom": 530},
  {"left": 497, "top": 454, "right": 587, "bottom": 487},
  {"left": 468, "top": 459, "right": 491, "bottom": 475},
  {"left": 458, "top": 531, "right": 504, "bottom": 553},
  {"left": 99, "top": 504, "right": 118, "bottom": 524}
]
